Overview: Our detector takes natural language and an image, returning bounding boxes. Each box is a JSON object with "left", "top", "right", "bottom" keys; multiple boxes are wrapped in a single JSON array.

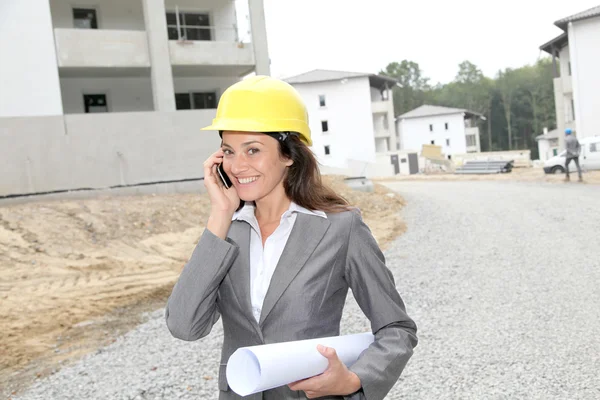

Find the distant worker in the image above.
[{"left": 564, "top": 128, "right": 583, "bottom": 182}]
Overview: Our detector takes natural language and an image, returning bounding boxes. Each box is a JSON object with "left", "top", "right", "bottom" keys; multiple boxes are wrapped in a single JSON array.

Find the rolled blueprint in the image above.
[{"left": 226, "top": 332, "right": 374, "bottom": 396}]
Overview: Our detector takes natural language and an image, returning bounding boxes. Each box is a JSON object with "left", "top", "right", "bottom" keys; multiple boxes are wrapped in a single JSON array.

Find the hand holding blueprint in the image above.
[{"left": 226, "top": 332, "right": 374, "bottom": 396}]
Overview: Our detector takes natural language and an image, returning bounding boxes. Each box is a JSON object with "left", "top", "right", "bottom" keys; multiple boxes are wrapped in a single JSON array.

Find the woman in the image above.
[{"left": 165, "top": 76, "right": 417, "bottom": 400}]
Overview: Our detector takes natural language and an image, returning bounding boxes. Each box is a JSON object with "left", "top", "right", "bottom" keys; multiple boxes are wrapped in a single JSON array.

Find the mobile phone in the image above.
[{"left": 217, "top": 163, "right": 233, "bottom": 189}]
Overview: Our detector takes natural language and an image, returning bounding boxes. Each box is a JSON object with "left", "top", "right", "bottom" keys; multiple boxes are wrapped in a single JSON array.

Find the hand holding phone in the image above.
[{"left": 217, "top": 163, "right": 233, "bottom": 189}]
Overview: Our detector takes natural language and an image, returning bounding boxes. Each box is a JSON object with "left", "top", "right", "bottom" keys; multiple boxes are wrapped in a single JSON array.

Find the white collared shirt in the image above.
[{"left": 232, "top": 201, "right": 327, "bottom": 323}]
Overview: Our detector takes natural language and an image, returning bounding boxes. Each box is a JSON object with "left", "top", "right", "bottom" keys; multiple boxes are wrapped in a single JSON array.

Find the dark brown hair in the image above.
[{"left": 278, "top": 134, "right": 350, "bottom": 213}]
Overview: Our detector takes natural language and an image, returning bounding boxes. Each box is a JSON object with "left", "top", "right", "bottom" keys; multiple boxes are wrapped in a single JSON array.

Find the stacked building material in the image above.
[{"left": 454, "top": 160, "right": 514, "bottom": 174}]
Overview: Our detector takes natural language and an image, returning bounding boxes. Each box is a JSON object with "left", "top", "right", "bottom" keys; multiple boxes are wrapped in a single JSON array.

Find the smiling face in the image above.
[{"left": 221, "top": 131, "right": 293, "bottom": 203}]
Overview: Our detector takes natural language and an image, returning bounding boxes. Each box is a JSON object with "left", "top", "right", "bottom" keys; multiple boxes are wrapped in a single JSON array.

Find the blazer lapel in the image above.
[
  {"left": 259, "top": 213, "right": 331, "bottom": 327},
  {"left": 227, "top": 221, "right": 263, "bottom": 337}
]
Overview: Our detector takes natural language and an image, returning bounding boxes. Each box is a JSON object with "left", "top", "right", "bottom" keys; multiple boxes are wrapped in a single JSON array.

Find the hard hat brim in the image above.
[{"left": 202, "top": 118, "right": 312, "bottom": 146}]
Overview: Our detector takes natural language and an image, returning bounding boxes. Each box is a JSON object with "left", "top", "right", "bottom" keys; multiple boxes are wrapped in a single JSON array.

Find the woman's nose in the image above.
[{"left": 229, "top": 155, "right": 248, "bottom": 175}]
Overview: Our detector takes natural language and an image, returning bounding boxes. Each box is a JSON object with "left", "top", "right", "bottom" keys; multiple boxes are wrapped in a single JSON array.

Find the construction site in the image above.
[{"left": 2, "top": 1, "right": 600, "bottom": 399}]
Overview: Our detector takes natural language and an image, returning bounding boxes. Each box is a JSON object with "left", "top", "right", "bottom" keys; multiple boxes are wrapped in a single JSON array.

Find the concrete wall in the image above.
[
  {"left": 50, "top": 0, "right": 146, "bottom": 30},
  {"left": 289, "top": 77, "right": 377, "bottom": 168},
  {"left": 173, "top": 76, "right": 239, "bottom": 96},
  {"left": 570, "top": 17, "right": 600, "bottom": 140},
  {"left": 0, "top": 110, "right": 221, "bottom": 196},
  {"left": 61, "top": 77, "right": 155, "bottom": 114},
  {"left": 59, "top": 76, "right": 239, "bottom": 114},
  {"left": 169, "top": 41, "right": 255, "bottom": 66},
  {"left": 399, "top": 113, "right": 467, "bottom": 157},
  {"left": 0, "top": 1, "right": 63, "bottom": 117},
  {"left": 248, "top": 0, "right": 270, "bottom": 75},
  {"left": 54, "top": 29, "right": 151, "bottom": 68}
]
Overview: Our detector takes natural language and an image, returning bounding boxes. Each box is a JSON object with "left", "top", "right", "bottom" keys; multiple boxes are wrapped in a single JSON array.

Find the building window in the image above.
[
  {"left": 430, "top": 140, "right": 435, "bottom": 145},
  {"left": 429, "top": 124, "right": 433, "bottom": 132},
  {"left": 83, "top": 94, "right": 108, "bottom": 113},
  {"left": 445, "top": 122, "right": 449, "bottom": 130},
  {"left": 590, "top": 143, "right": 598, "bottom": 152},
  {"left": 383, "top": 116, "right": 389, "bottom": 130},
  {"left": 447, "top": 155, "right": 452, "bottom": 160},
  {"left": 568, "top": 62, "right": 572, "bottom": 76},
  {"left": 571, "top": 98, "right": 576, "bottom": 120},
  {"left": 446, "top": 139, "right": 450, "bottom": 146},
  {"left": 321, "top": 121, "right": 329, "bottom": 133},
  {"left": 166, "top": 12, "right": 211, "bottom": 41},
  {"left": 73, "top": 8, "right": 98, "bottom": 29},
  {"left": 175, "top": 92, "right": 217, "bottom": 110},
  {"left": 382, "top": 89, "right": 389, "bottom": 101},
  {"left": 319, "top": 95, "right": 326, "bottom": 107},
  {"left": 324, "top": 145, "right": 331, "bottom": 155}
]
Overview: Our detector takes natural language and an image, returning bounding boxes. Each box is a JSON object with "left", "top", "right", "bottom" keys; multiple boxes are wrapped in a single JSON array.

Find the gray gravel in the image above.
[{"left": 14, "top": 181, "right": 600, "bottom": 399}]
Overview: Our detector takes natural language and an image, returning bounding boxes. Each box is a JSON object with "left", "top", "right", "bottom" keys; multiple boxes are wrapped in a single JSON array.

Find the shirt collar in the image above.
[{"left": 232, "top": 201, "right": 327, "bottom": 222}]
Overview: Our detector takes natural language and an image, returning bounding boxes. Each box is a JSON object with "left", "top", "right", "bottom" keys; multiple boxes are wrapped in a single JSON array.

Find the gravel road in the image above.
[{"left": 14, "top": 181, "right": 600, "bottom": 400}]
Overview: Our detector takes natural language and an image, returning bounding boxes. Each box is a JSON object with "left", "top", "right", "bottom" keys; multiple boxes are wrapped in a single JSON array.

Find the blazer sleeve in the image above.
[
  {"left": 343, "top": 210, "right": 418, "bottom": 400},
  {"left": 165, "top": 228, "right": 239, "bottom": 341}
]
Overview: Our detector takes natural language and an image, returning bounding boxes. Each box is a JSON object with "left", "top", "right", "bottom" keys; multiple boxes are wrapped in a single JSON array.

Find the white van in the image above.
[{"left": 543, "top": 136, "right": 600, "bottom": 174}]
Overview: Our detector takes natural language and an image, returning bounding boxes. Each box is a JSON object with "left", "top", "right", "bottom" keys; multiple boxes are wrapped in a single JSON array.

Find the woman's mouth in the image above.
[{"left": 237, "top": 176, "right": 259, "bottom": 185}]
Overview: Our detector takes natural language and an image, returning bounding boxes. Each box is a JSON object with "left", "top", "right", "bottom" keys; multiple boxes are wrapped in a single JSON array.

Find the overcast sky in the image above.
[{"left": 261, "top": 0, "right": 599, "bottom": 84}]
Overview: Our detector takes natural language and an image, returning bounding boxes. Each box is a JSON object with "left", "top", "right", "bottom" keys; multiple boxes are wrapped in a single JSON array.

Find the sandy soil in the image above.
[
  {"left": 0, "top": 176, "right": 405, "bottom": 397},
  {"left": 374, "top": 168, "right": 600, "bottom": 185}
]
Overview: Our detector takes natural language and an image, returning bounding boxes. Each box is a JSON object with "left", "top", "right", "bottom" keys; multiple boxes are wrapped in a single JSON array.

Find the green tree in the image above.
[
  {"left": 380, "top": 60, "right": 431, "bottom": 116},
  {"left": 497, "top": 68, "right": 516, "bottom": 150},
  {"left": 379, "top": 57, "right": 556, "bottom": 156}
]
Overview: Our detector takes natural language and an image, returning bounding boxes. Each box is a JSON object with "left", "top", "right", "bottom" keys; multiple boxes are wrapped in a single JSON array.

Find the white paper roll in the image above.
[{"left": 226, "top": 332, "right": 374, "bottom": 396}]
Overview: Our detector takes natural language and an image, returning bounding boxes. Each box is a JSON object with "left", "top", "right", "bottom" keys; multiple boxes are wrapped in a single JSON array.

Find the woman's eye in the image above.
[
  {"left": 248, "top": 148, "right": 259, "bottom": 155},
  {"left": 223, "top": 149, "right": 232, "bottom": 155}
]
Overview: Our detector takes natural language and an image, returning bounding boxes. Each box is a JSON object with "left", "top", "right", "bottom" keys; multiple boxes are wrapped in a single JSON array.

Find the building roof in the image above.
[
  {"left": 540, "top": 5, "right": 600, "bottom": 54},
  {"left": 397, "top": 104, "right": 482, "bottom": 120},
  {"left": 283, "top": 69, "right": 398, "bottom": 89},
  {"left": 555, "top": 5, "right": 600, "bottom": 30},
  {"left": 535, "top": 129, "right": 560, "bottom": 141},
  {"left": 539, "top": 32, "right": 568, "bottom": 54}
]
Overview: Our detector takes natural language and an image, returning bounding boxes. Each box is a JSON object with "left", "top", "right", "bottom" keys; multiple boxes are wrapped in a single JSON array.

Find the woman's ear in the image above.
[{"left": 285, "top": 158, "right": 294, "bottom": 167}]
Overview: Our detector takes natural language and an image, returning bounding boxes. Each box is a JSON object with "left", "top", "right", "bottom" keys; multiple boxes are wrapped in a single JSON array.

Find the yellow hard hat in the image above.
[{"left": 201, "top": 75, "right": 312, "bottom": 146}]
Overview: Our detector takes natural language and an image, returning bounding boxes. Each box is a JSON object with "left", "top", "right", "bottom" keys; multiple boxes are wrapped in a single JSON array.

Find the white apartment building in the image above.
[
  {"left": 540, "top": 5, "right": 600, "bottom": 150},
  {"left": 0, "top": 0, "right": 270, "bottom": 197},
  {"left": 284, "top": 70, "right": 399, "bottom": 170},
  {"left": 397, "top": 105, "right": 482, "bottom": 159}
]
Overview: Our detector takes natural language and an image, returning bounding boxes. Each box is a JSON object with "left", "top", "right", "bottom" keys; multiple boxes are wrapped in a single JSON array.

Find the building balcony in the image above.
[
  {"left": 371, "top": 100, "right": 391, "bottom": 113},
  {"left": 54, "top": 28, "right": 151, "bottom": 72},
  {"left": 553, "top": 76, "right": 573, "bottom": 95},
  {"left": 465, "top": 127, "right": 480, "bottom": 152},
  {"left": 169, "top": 38, "right": 255, "bottom": 77},
  {"left": 374, "top": 128, "right": 392, "bottom": 138}
]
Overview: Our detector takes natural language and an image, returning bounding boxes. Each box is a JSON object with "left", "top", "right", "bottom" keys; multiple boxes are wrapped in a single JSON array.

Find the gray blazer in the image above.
[{"left": 165, "top": 209, "right": 418, "bottom": 400}]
